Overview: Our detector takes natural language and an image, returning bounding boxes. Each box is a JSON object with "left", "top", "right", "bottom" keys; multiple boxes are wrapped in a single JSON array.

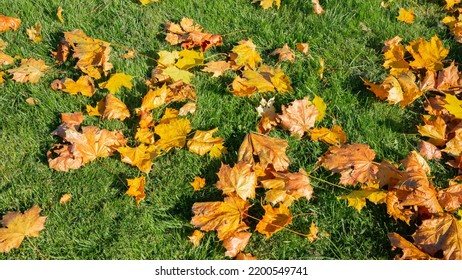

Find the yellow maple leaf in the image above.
[
  {"left": 397, "top": 8, "right": 416, "bottom": 24},
  {"left": 118, "top": 144, "right": 158, "bottom": 173},
  {"left": 175, "top": 49, "right": 204, "bottom": 70},
  {"left": 310, "top": 125, "right": 347, "bottom": 146},
  {"left": 7, "top": 58, "right": 48, "bottom": 83},
  {"left": 26, "top": 22, "right": 42, "bottom": 42},
  {"left": 444, "top": 94, "right": 462, "bottom": 119},
  {"left": 337, "top": 188, "right": 387, "bottom": 212},
  {"left": 157, "top": 50, "right": 179, "bottom": 66},
  {"left": 406, "top": 36, "right": 449, "bottom": 71},
  {"left": 188, "top": 230, "right": 204, "bottom": 247},
  {"left": 417, "top": 115, "right": 447, "bottom": 147},
  {"left": 155, "top": 117, "right": 192, "bottom": 152},
  {"left": 139, "top": 0, "right": 160, "bottom": 5},
  {"left": 231, "top": 39, "right": 262, "bottom": 70},
  {"left": 162, "top": 66, "right": 194, "bottom": 83},
  {"left": 99, "top": 73, "right": 133, "bottom": 94},
  {"left": 51, "top": 75, "right": 95, "bottom": 97},
  {"left": 216, "top": 162, "right": 258, "bottom": 201},
  {"left": 445, "top": 0, "right": 461, "bottom": 10},
  {"left": 307, "top": 222, "right": 319, "bottom": 243},
  {"left": 126, "top": 176, "right": 146, "bottom": 206},
  {"left": 0, "top": 205, "right": 47, "bottom": 252},
  {"left": 0, "top": 51, "right": 14, "bottom": 65},
  {"left": 309, "top": 95, "right": 326, "bottom": 122},
  {"left": 201, "top": 60, "right": 231, "bottom": 77},
  {"left": 190, "top": 176, "right": 206, "bottom": 191},
  {"left": 187, "top": 128, "right": 225, "bottom": 157},
  {"left": 258, "top": 0, "right": 281, "bottom": 9}
]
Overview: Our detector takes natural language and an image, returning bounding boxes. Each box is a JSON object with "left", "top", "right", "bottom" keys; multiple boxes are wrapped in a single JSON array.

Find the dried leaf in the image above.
[
  {"left": 307, "top": 222, "right": 319, "bottom": 243},
  {"left": 236, "top": 252, "right": 257, "bottom": 260},
  {"left": 59, "top": 193, "right": 72, "bottom": 205},
  {"left": 271, "top": 44, "right": 295, "bottom": 63},
  {"left": 0, "top": 15, "right": 21, "bottom": 33},
  {"left": 296, "top": 43, "right": 309, "bottom": 56},
  {"left": 312, "top": 0, "right": 325, "bottom": 14},
  {"left": 57, "top": 7, "right": 64, "bottom": 23},
  {"left": 126, "top": 176, "right": 146, "bottom": 205},
  {"left": 188, "top": 230, "right": 204, "bottom": 247},
  {"left": 279, "top": 97, "right": 319, "bottom": 138},
  {"left": 7, "top": 58, "right": 48, "bottom": 83},
  {"left": 118, "top": 144, "right": 158, "bottom": 173},
  {"left": 26, "top": 23, "right": 42, "bottom": 43},
  {"left": 310, "top": 125, "right": 347, "bottom": 146},
  {"left": 51, "top": 75, "right": 95, "bottom": 97},
  {"left": 256, "top": 204, "right": 292, "bottom": 238},
  {"left": 406, "top": 36, "right": 449, "bottom": 72},
  {"left": 231, "top": 39, "right": 262, "bottom": 70},
  {"left": 397, "top": 8, "right": 416, "bottom": 24},
  {"left": 0, "top": 51, "right": 14, "bottom": 65},
  {"left": 223, "top": 231, "right": 251, "bottom": 258},
  {"left": 187, "top": 128, "right": 226, "bottom": 157},
  {"left": 202, "top": 60, "right": 231, "bottom": 77},
  {"left": 256, "top": 0, "right": 281, "bottom": 9},
  {"left": 216, "top": 162, "right": 257, "bottom": 200},
  {"left": 418, "top": 140, "right": 442, "bottom": 160},
  {"left": 155, "top": 117, "right": 192, "bottom": 152},
  {"left": 190, "top": 176, "right": 206, "bottom": 191},
  {"left": 388, "top": 232, "right": 433, "bottom": 260},
  {"left": 0, "top": 205, "right": 47, "bottom": 253},
  {"left": 99, "top": 73, "right": 133, "bottom": 94}
]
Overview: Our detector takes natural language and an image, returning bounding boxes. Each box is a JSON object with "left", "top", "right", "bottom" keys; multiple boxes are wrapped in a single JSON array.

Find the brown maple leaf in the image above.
[
  {"left": 320, "top": 143, "right": 378, "bottom": 185},
  {"left": 418, "top": 140, "right": 442, "bottom": 160},
  {"left": 216, "top": 162, "right": 258, "bottom": 201},
  {"left": 413, "top": 213, "right": 462, "bottom": 259},
  {"left": 238, "top": 132, "right": 290, "bottom": 172},
  {"left": 279, "top": 97, "right": 318, "bottom": 138},
  {"left": 223, "top": 231, "right": 251, "bottom": 258},
  {"left": 312, "top": 0, "right": 325, "bottom": 14},
  {"left": 165, "top": 18, "right": 222, "bottom": 52},
  {"left": 388, "top": 232, "right": 433, "bottom": 260},
  {"left": 438, "top": 176, "right": 462, "bottom": 212},
  {"left": 0, "top": 205, "right": 47, "bottom": 253},
  {"left": 271, "top": 44, "right": 295, "bottom": 63}
]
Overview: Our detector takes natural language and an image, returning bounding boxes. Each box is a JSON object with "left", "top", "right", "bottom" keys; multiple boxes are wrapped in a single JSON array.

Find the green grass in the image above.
[{"left": 0, "top": 0, "right": 456, "bottom": 259}]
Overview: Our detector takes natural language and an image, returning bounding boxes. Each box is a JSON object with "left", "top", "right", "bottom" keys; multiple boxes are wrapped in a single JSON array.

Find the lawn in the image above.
[{"left": 0, "top": 0, "right": 458, "bottom": 260}]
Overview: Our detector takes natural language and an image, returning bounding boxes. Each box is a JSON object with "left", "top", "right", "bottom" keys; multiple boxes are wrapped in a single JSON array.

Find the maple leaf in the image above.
[
  {"left": 26, "top": 22, "right": 42, "bottom": 43},
  {"left": 256, "top": 204, "right": 292, "bottom": 238},
  {"left": 51, "top": 75, "right": 95, "bottom": 97},
  {"left": 63, "top": 29, "right": 113, "bottom": 79},
  {"left": 0, "top": 205, "right": 47, "bottom": 253},
  {"left": 59, "top": 193, "right": 72, "bottom": 205},
  {"left": 236, "top": 252, "right": 258, "bottom": 260},
  {"left": 382, "top": 36, "right": 410, "bottom": 76},
  {"left": 261, "top": 169, "right": 313, "bottom": 206},
  {"left": 223, "top": 231, "right": 251, "bottom": 258},
  {"left": 88, "top": 94, "right": 130, "bottom": 121},
  {"left": 122, "top": 49, "right": 136, "bottom": 59},
  {"left": 99, "top": 73, "right": 133, "bottom": 94},
  {"left": 0, "top": 38, "right": 7, "bottom": 50},
  {"left": 271, "top": 44, "right": 295, "bottom": 63},
  {"left": 216, "top": 162, "right": 257, "bottom": 201},
  {"left": 306, "top": 222, "right": 319, "bottom": 243},
  {"left": 139, "top": 0, "right": 160, "bottom": 5},
  {"left": 310, "top": 125, "right": 347, "bottom": 146},
  {"left": 279, "top": 97, "right": 319, "bottom": 138},
  {"left": 179, "top": 102, "right": 197, "bottom": 116},
  {"left": 7, "top": 58, "right": 48, "bottom": 83},
  {"left": 126, "top": 176, "right": 146, "bottom": 206},
  {"left": 188, "top": 230, "right": 204, "bottom": 247},
  {"left": 175, "top": 49, "right": 204, "bottom": 70},
  {"left": 417, "top": 115, "right": 447, "bottom": 146},
  {"left": 312, "top": 0, "right": 325, "bottom": 14},
  {"left": 51, "top": 39, "right": 70, "bottom": 63},
  {"left": 388, "top": 232, "right": 433, "bottom": 260},
  {"left": 64, "top": 126, "right": 127, "bottom": 165},
  {"left": 242, "top": 69, "right": 275, "bottom": 93},
  {"left": 256, "top": 97, "right": 278, "bottom": 134},
  {"left": 438, "top": 177, "right": 462, "bottom": 212},
  {"left": 337, "top": 183, "right": 387, "bottom": 212},
  {"left": 444, "top": 94, "right": 462, "bottom": 119},
  {"left": 296, "top": 43, "right": 309, "bottom": 56},
  {"left": 418, "top": 140, "right": 442, "bottom": 160},
  {"left": 443, "top": 128, "right": 462, "bottom": 156},
  {"left": 397, "top": 8, "right": 416, "bottom": 24},
  {"left": 255, "top": 0, "right": 281, "bottom": 9},
  {"left": 202, "top": 60, "right": 231, "bottom": 77},
  {"left": 187, "top": 128, "right": 226, "bottom": 157},
  {"left": 47, "top": 144, "right": 83, "bottom": 171},
  {"left": 190, "top": 176, "right": 206, "bottom": 191},
  {"left": 0, "top": 15, "right": 21, "bottom": 33},
  {"left": 191, "top": 195, "right": 250, "bottom": 240},
  {"left": 321, "top": 143, "right": 378, "bottom": 186},
  {"left": 231, "top": 39, "right": 262, "bottom": 70},
  {"left": 162, "top": 66, "right": 194, "bottom": 84},
  {"left": 230, "top": 76, "right": 257, "bottom": 96},
  {"left": 118, "top": 144, "right": 158, "bottom": 173},
  {"left": 413, "top": 213, "right": 462, "bottom": 259},
  {"left": 155, "top": 117, "right": 192, "bottom": 152},
  {"left": 310, "top": 95, "right": 326, "bottom": 122},
  {"left": 445, "top": 0, "right": 461, "bottom": 10},
  {"left": 0, "top": 51, "right": 14, "bottom": 65},
  {"left": 406, "top": 36, "right": 449, "bottom": 71},
  {"left": 56, "top": 7, "right": 64, "bottom": 23},
  {"left": 238, "top": 132, "right": 290, "bottom": 172}
]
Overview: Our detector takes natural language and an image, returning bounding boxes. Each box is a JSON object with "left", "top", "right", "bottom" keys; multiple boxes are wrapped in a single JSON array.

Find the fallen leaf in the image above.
[
  {"left": 7, "top": 58, "right": 48, "bottom": 83},
  {"left": 418, "top": 140, "right": 442, "bottom": 160},
  {"left": 155, "top": 117, "right": 192, "bottom": 152},
  {"left": 202, "top": 60, "right": 231, "bottom": 77},
  {"left": 216, "top": 162, "right": 257, "bottom": 200},
  {"left": 126, "top": 176, "right": 146, "bottom": 205},
  {"left": 321, "top": 143, "right": 378, "bottom": 186},
  {"left": 279, "top": 97, "right": 319, "bottom": 138},
  {"left": 318, "top": 58, "right": 325, "bottom": 79},
  {"left": 236, "top": 252, "right": 257, "bottom": 260},
  {"left": 0, "top": 51, "right": 14, "bottom": 65},
  {"left": 26, "top": 22, "right": 42, "bottom": 42},
  {"left": 118, "top": 144, "right": 158, "bottom": 173},
  {"left": 165, "top": 17, "right": 222, "bottom": 51},
  {"left": 51, "top": 75, "right": 95, "bottom": 97},
  {"left": 261, "top": 169, "right": 313, "bottom": 206},
  {"left": 310, "top": 125, "right": 347, "bottom": 146},
  {"left": 187, "top": 128, "right": 226, "bottom": 157},
  {"left": 271, "top": 44, "right": 295, "bottom": 63},
  {"left": 190, "top": 176, "right": 206, "bottom": 191},
  {"left": 162, "top": 66, "right": 194, "bottom": 83},
  {"left": 223, "top": 231, "right": 251, "bottom": 258},
  {"left": 0, "top": 15, "right": 21, "bottom": 33},
  {"left": 417, "top": 115, "right": 447, "bottom": 146},
  {"left": 0, "top": 38, "right": 7, "bottom": 50},
  {"left": 444, "top": 94, "right": 462, "bottom": 119},
  {"left": 0, "top": 205, "right": 47, "bottom": 253},
  {"left": 312, "top": 0, "right": 325, "bottom": 14},
  {"left": 140, "top": 0, "right": 160, "bottom": 5},
  {"left": 99, "top": 73, "right": 133, "bottom": 94},
  {"left": 122, "top": 49, "right": 136, "bottom": 59},
  {"left": 388, "top": 232, "right": 433, "bottom": 260},
  {"left": 438, "top": 177, "right": 462, "bottom": 212},
  {"left": 238, "top": 132, "right": 290, "bottom": 172},
  {"left": 25, "top": 97, "right": 37, "bottom": 105},
  {"left": 337, "top": 187, "right": 387, "bottom": 212},
  {"left": 307, "top": 222, "right": 319, "bottom": 243},
  {"left": 256, "top": 0, "right": 281, "bottom": 9},
  {"left": 256, "top": 204, "right": 292, "bottom": 238},
  {"left": 413, "top": 213, "right": 462, "bottom": 259},
  {"left": 59, "top": 193, "right": 72, "bottom": 204},
  {"left": 296, "top": 43, "right": 309, "bottom": 56},
  {"left": 179, "top": 102, "right": 197, "bottom": 116},
  {"left": 231, "top": 39, "right": 262, "bottom": 70},
  {"left": 397, "top": 8, "right": 416, "bottom": 24},
  {"left": 191, "top": 195, "right": 250, "bottom": 240},
  {"left": 406, "top": 36, "right": 449, "bottom": 72},
  {"left": 57, "top": 7, "right": 64, "bottom": 23},
  {"left": 188, "top": 230, "right": 204, "bottom": 247}
]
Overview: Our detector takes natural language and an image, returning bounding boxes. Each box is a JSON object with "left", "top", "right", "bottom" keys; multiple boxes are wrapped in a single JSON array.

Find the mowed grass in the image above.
[{"left": 0, "top": 0, "right": 457, "bottom": 259}]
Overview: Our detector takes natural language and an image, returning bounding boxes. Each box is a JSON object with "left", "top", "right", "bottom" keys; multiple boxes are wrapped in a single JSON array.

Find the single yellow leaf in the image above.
[
  {"left": 202, "top": 60, "right": 231, "bottom": 77},
  {"left": 307, "top": 222, "right": 319, "bottom": 243},
  {"left": 258, "top": 0, "right": 281, "bottom": 9},
  {"left": 216, "top": 162, "right": 257, "bottom": 201},
  {"left": 118, "top": 144, "right": 158, "bottom": 173},
  {"left": 397, "top": 8, "right": 416, "bottom": 24},
  {"left": 162, "top": 66, "right": 194, "bottom": 84},
  {"left": 157, "top": 50, "right": 180, "bottom": 67},
  {"left": 175, "top": 49, "right": 204, "bottom": 70},
  {"left": 337, "top": 189, "right": 387, "bottom": 212},
  {"left": 310, "top": 95, "right": 326, "bottom": 122},
  {"left": 126, "top": 176, "right": 146, "bottom": 205},
  {"left": 187, "top": 128, "right": 225, "bottom": 157},
  {"left": 155, "top": 117, "right": 192, "bottom": 152},
  {"left": 59, "top": 193, "right": 72, "bottom": 204},
  {"left": 57, "top": 7, "right": 64, "bottom": 23},
  {"left": 406, "top": 36, "right": 449, "bottom": 71},
  {"left": 99, "top": 73, "right": 133, "bottom": 94},
  {"left": 188, "top": 230, "right": 204, "bottom": 247},
  {"left": 139, "top": 0, "right": 160, "bottom": 5},
  {"left": 0, "top": 205, "right": 47, "bottom": 253},
  {"left": 271, "top": 44, "right": 295, "bottom": 63},
  {"left": 296, "top": 43, "right": 309, "bottom": 56},
  {"left": 444, "top": 94, "right": 462, "bottom": 119},
  {"left": 310, "top": 125, "right": 347, "bottom": 146},
  {"left": 190, "top": 176, "right": 206, "bottom": 191},
  {"left": 231, "top": 39, "right": 262, "bottom": 70},
  {"left": 0, "top": 51, "right": 14, "bottom": 65}
]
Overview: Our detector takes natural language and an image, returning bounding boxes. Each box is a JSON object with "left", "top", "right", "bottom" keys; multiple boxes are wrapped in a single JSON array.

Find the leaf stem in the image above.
[{"left": 26, "top": 236, "right": 48, "bottom": 260}]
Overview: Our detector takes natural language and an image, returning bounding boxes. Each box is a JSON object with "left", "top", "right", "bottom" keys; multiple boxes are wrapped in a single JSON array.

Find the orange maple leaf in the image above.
[
  {"left": 279, "top": 97, "right": 319, "bottom": 138},
  {"left": 223, "top": 231, "right": 251, "bottom": 258},
  {"left": 190, "top": 176, "right": 206, "bottom": 191},
  {"left": 0, "top": 205, "right": 47, "bottom": 253},
  {"left": 388, "top": 232, "right": 433, "bottom": 260},
  {"left": 312, "top": 0, "right": 325, "bottom": 14},
  {"left": 397, "top": 8, "right": 416, "bottom": 24},
  {"left": 216, "top": 162, "right": 258, "bottom": 200},
  {"left": 126, "top": 176, "right": 146, "bottom": 206},
  {"left": 7, "top": 58, "right": 48, "bottom": 83},
  {"left": 51, "top": 75, "right": 95, "bottom": 97},
  {"left": 0, "top": 15, "right": 21, "bottom": 33},
  {"left": 118, "top": 144, "right": 158, "bottom": 173},
  {"left": 187, "top": 128, "right": 226, "bottom": 157},
  {"left": 406, "top": 36, "right": 449, "bottom": 72},
  {"left": 256, "top": 204, "right": 292, "bottom": 238},
  {"left": 188, "top": 230, "right": 204, "bottom": 247},
  {"left": 271, "top": 44, "right": 295, "bottom": 63},
  {"left": 191, "top": 195, "right": 250, "bottom": 240}
]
